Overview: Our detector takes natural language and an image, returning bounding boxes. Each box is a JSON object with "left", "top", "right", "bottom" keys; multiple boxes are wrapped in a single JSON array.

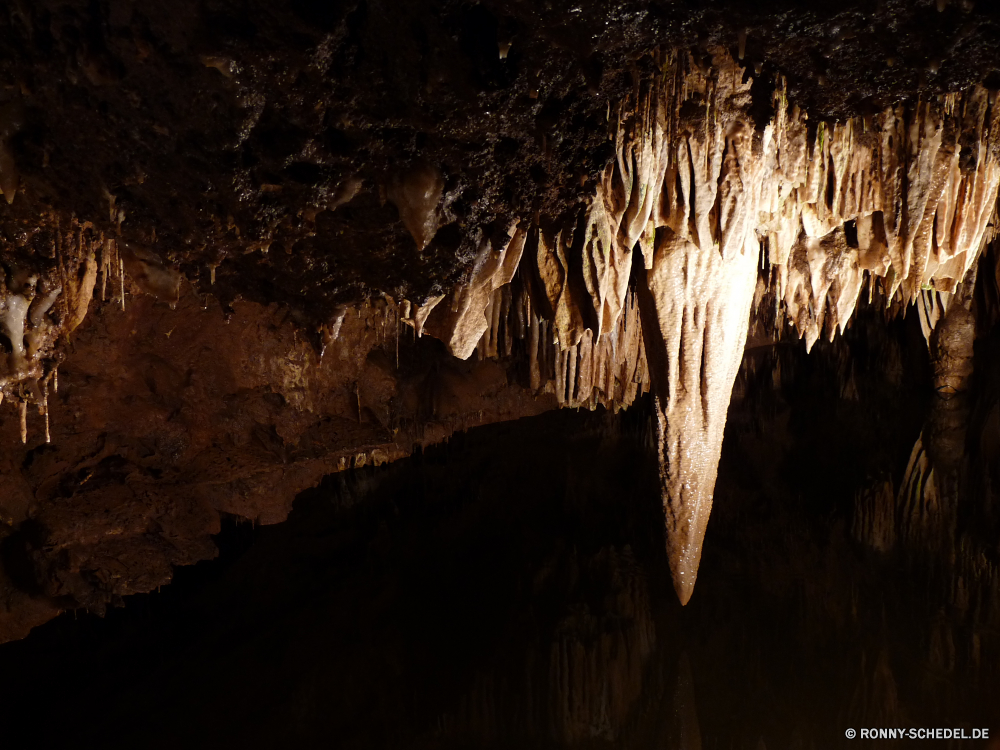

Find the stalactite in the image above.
[
  {"left": 386, "top": 161, "right": 446, "bottom": 251},
  {"left": 4, "top": 46, "right": 1000, "bottom": 610},
  {"left": 421, "top": 223, "right": 527, "bottom": 359},
  {"left": 0, "top": 219, "right": 100, "bottom": 431},
  {"left": 120, "top": 243, "right": 183, "bottom": 307},
  {"left": 412, "top": 48, "right": 1000, "bottom": 604},
  {"left": 0, "top": 96, "right": 23, "bottom": 205}
]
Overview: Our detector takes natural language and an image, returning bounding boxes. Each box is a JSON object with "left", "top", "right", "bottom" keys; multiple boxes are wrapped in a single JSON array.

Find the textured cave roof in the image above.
[{"left": 2, "top": 0, "right": 1000, "bottom": 321}]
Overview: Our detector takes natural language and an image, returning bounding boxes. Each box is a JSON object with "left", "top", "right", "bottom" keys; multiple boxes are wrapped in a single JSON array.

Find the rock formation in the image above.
[
  {"left": 3, "top": 0, "right": 1000, "bottom": 640},
  {"left": 412, "top": 50, "right": 1000, "bottom": 604}
]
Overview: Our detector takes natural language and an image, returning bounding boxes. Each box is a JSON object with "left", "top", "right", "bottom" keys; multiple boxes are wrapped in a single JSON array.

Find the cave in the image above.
[{"left": 0, "top": 0, "right": 999, "bottom": 747}]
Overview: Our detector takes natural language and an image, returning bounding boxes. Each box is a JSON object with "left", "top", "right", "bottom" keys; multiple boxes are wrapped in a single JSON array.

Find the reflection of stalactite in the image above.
[
  {"left": 893, "top": 270, "right": 976, "bottom": 559},
  {"left": 670, "top": 653, "right": 703, "bottom": 750},
  {"left": 852, "top": 480, "right": 896, "bottom": 553},
  {"left": 435, "top": 546, "right": 655, "bottom": 746},
  {"left": 847, "top": 649, "right": 904, "bottom": 733},
  {"left": 896, "top": 435, "right": 950, "bottom": 553},
  {"left": 852, "top": 261, "right": 1000, "bottom": 673},
  {"left": 547, "top": 552, "right": 655, "bottom": 742}
]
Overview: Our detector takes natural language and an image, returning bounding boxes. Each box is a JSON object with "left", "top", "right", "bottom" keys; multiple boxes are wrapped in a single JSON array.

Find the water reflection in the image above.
[{"left": 0, "top": 383, "right": 997, "bottom": 748}]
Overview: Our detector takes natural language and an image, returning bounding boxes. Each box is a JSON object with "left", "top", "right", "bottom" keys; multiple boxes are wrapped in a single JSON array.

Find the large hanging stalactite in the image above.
[
  {"left": 414, "top": 48, "right": 1000, "bottom": 603},
  {"left": 6, "top": 40, "right": 1000, "bottom": 636}
]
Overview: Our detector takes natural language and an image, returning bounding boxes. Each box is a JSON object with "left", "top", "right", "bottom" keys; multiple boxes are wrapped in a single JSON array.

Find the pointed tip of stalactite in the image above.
[
  {"left": 666, "top": 510, "right": 706, "bottom": 607},
  {"left": 386, "top": 162, "right": 445, "bottom": 251},
  {"left": 672, "top": 571, "right": 696, "bottom": 606},
  {"left": 667, "top": 522, "right": 701, "bottom": 606}
]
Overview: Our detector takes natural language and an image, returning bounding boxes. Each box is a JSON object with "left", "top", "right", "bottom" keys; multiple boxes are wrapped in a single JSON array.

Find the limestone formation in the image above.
[
  {"left": 402, "top": 50, "right": 1000, "bottom": 603},
  {"left": 5, "top": 44, "right": 1000, "bottom": 634}
]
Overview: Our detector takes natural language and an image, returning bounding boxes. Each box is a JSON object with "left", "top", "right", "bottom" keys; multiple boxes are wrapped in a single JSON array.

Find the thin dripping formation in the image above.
[
  {"left": 0, "top": 220, "right": 99, "bottom": 444},
  {"left": 0, "top": 218, "right": 189, "bottom": 446}
]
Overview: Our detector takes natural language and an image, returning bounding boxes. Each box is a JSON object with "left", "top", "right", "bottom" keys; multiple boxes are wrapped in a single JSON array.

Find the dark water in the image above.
[{"left": 1, "top": 325, "right": 998, "bottom": 749}]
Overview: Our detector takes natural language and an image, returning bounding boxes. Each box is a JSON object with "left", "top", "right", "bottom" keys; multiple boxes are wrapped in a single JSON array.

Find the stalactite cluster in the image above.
[
  {"left": 0, "top": 219, "right": 105, "bottom": 444},
  {"left": 3, "top": 44, "right": 1000, "bottom": 636},
  {"left": 405, "top": 48, "right": 1000, "bottom": 603}
]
